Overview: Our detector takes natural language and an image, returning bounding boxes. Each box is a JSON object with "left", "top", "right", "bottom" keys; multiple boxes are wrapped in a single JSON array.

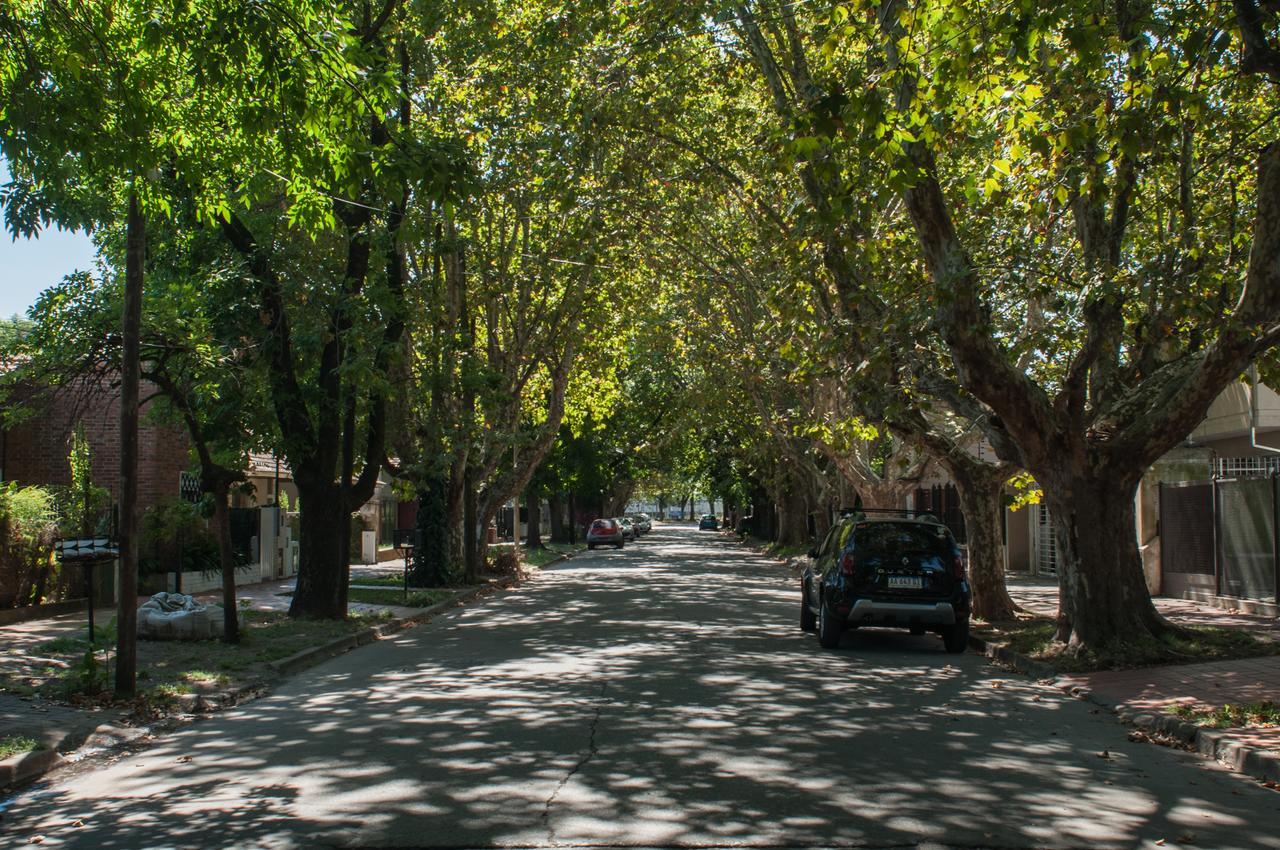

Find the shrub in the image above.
[{"left": 0, "top": 482, "right": 62, "bottom": 608}]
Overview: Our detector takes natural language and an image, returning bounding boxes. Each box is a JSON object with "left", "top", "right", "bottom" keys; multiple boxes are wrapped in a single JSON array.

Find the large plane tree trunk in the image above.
[
  {"left": 946, "top": 458, "right": 1016, "bottom": 622},
  {"left": 548, "top": 493, "right": 569, "bottom": 543},
  {"left": 1043, "top": 469, "right": 1165, "bottom": 647},
  {"left": 411, "top": 474, "right": 453, "bottom": 587},
  {"left": 525, "top": 491, "right": 543, "bottom": 549},
  {"left": 290, "top": 484, "right": 348, "bottom": 619}
]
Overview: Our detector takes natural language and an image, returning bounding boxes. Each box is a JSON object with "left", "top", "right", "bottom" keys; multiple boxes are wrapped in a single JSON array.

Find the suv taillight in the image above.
[
  {"left": 952, "top": 554, "right": 965, "bottom": 580},
  {"left": 840, "top": 552, "right": 857, "bottom": 576}
]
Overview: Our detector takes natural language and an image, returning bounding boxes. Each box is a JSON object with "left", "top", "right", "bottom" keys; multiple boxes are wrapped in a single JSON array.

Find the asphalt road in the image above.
[{"left": 3, "top": 525, "right": 1279, "bottom": 850}]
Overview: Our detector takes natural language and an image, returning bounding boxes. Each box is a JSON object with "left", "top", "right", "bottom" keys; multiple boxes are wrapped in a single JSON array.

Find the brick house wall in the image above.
[{"left": 1, "top": 380, "right": 191, "bottom": 513}]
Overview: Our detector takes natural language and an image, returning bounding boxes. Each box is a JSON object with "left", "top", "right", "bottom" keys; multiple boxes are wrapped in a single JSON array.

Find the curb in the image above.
[
  {"left": 266, "top": 585, "right": 488, "bottom": 678},
  {"left": 968, "top": 634, "right": 1058, "bottom": 681},
  {"left": 0, "top": 747, "right": 65, "bottom": 789},
  {"left": 529, "top": 550, "right": 577, "bottom": 570},
  {"left": 969, "top": 633, "right": 1280, "bottom": 784},
  {"left": 2, "top": 585, "right": 493, "bottom": 793}
]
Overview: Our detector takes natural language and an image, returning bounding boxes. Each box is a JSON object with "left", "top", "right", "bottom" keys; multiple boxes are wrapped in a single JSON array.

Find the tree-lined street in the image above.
[{"left": 3, "top": 526, "right": 1277, "bottom": 849}]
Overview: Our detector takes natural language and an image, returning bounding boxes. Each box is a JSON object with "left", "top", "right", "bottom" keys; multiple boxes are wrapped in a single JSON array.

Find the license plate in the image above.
[{"left": 888, "top": 575, "right": 923, "bottom": 589}]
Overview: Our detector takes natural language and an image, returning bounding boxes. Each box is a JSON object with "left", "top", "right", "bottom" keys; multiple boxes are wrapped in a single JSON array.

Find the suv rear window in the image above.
[{"left": 853, "top": 522, "right": 950, "bottom": 555}]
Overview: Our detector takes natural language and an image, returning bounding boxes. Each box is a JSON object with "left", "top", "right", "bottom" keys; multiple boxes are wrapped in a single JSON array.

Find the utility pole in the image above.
[{"left": 115, "top": 191, "right": 144, "bottom": 698}]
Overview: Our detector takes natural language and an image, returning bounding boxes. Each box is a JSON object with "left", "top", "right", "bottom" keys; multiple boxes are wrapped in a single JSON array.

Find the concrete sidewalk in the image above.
[
  {"left": 1005, "top": 576, "right": 1280, "bottom": 770},
  {"left": 0, "top": 572, "right": 439, "bottom": 789}
]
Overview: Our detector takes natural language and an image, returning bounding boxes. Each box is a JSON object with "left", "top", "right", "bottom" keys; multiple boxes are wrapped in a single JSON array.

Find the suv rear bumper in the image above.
[{"left": 842, "top": 599, "right": 958, "bottom": 626}]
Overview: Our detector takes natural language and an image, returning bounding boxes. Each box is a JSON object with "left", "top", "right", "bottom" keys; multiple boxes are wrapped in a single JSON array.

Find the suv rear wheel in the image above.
[
  {"left": 817, "top": 600, "right": 843, "bottom": 649},
  {"left": 942, "top": 617, "right": 970, "bottom": 654},
  {"left": 799, "top": 587, "right": 816, "bottom": 632}
]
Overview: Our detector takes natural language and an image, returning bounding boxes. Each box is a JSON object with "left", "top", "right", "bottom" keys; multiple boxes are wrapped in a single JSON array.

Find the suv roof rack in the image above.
[{"left": 838, "top": 507, "right": 945, "bottom": 525}]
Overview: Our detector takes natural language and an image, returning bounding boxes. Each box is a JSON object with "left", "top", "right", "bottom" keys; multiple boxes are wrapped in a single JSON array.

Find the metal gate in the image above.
[
  {"left": 1030, "top": 502, "right": 1059, "bottom": 576},
  {"left": 1159, "top": 482, "right": 1214, "bottom": 575},
  {"left": 1216, "top": 477, "right": 1278, "bottom": 603},
  {"left": 1159, "top": 481, "right": 1215, "bottom": 598},
  {"left": 228, "top": 508, "right": 259, "bottom": 565}
]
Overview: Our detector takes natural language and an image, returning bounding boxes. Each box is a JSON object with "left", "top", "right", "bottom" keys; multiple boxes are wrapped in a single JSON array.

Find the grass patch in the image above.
[
  {"left": 2, "top": 607, "right": 397, "bottom": 712},
  {"left": 150, "top": 682, "right": 194, "bottom": 697},
  {"left": 0, "top": 735, "right": 41, "bottom": 759},
  {"left": 180, "top": 669, "right": 231, "bottom": 687},
  {"left": 973, "top": 615, "right": 1279, "bottom": 673},
  {"left": 521, "top": 542, "right": 584, "bottom": 567},
  {"left": 345, "top": 587, "right": 454, "bottom": 608},
  {"left": 764, "top": 541, "right": 811, "bottom": 560},
  {"left": 350, "top": 573, "right": 412, "bottom": 588},
  {"left": 1168, "top": 700, "right": 1280, "bottom": 729}
]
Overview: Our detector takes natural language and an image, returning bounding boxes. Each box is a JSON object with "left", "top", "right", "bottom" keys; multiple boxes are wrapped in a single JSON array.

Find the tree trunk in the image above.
[
  {"left": 776, "top": 499, "right": 809, "bottom": 545},
  {"left": 444, "top": 479, "right": 466, "bottom": 577},
  {"left": 813, "top": 505, "right": 832, "bottom": 540},
  {"left": 1044, "top": 472, "right": 1167, "bottom": 648},
  {"left": 471, "top": 499, "right": 501, "bottom": 582},
  {"left": 567, "top": 491, "right": 579, "bottom": 543},
  {"left": 548, "top": 493, "right": 568, "bottom": 543},
  {"left": 773, "top": 474, "right": 805, "bottom": 545},
  {"left": 115, "top": 192, "right": 144, "bottom": 698},
  {"left": 525, "top": 490, "right": 544, "bottom": 548},
  {"left": 463, "top": 466, "right": 480, "bottom": 583},
  {"left": 947, "top": 460, "right": 1016, "bottom": 621},
  {"left": 411, "top": 474, "right": 453, "bottom": 587},
  {"left": 212, "top": 483, "right": 240, "bottom": 643},
  {"left": 290, "top": 486, "right": 347, "bottom": 618}
]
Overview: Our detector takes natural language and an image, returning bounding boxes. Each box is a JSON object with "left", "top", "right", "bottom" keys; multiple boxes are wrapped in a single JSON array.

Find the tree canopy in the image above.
[{"left": 4, "top": 0, "right": 1280, "bottom": 658}]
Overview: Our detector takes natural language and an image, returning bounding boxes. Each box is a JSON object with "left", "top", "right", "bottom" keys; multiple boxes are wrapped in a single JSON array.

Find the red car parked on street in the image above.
[{"left": 586, "top": 518, "right": 625, "bottom": 549}]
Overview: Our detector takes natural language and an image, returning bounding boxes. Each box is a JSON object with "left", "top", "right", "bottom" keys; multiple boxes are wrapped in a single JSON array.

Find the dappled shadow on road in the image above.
[{"left": 4, "top": 527, "right": 1279, "bottom": 849}]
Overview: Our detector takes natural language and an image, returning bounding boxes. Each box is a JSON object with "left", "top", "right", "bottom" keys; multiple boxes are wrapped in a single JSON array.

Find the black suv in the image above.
[{"left": 800, "top": 511, "right": 970, "bottom": 653}]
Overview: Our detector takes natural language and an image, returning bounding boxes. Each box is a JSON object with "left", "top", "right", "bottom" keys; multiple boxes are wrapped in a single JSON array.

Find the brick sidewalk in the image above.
[
  {"left": 1006, "top": 576, "right": 1280, "bottom": 758},
  {"left": 1060, "top": 656, "right": 1280, "bottom": 713}
]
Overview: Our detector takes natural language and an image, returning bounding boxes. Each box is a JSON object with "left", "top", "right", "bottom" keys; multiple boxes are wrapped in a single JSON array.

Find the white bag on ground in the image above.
[{"left": 137, "top": 592, "right": 233, "bottom": 640}]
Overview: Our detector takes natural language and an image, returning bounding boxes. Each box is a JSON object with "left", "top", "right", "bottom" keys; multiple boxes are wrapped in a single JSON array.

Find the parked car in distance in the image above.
[
  {"left": 618, "top": 516, "right": 638, "bottom": 541},
  {"left": 587, "top": 518, "right": 624, "bottom": 549},
  {"left": 630, "top": 514, "right": 652, "bottom": 534},
  {"left": 698, "top": 514, "right": 719, "bottom": 530},
  {"left": 800, "top": 512, "right": 970, "bottom": 653}
]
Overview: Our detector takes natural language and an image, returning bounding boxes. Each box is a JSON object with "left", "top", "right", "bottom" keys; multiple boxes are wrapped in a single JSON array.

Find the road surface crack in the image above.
[{"left": 543, "top": 680, "right": 608, "bottom": 845}]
